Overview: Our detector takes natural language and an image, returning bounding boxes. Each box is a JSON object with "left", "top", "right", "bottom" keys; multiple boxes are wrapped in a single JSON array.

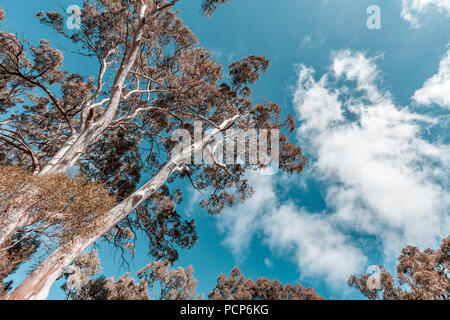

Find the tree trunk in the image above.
[
  {"left": 0, "top": 5, "right": 150, "bottom": 249},
  {"left": 0, "top": 207, "right": 28, "bottom": 250},
  {"left": 8, "top": 158, "right": 182, "bottom": 300},
  {"left": 39, "top": 133, "right": 79, "bottom": 175},
  {"left": 0, "top": 186, "right": 39, "bottom": 250},
  {"left": 45, "top": 5, "right": 149, "bottom": 176},
  {"left": 7, "top": 115, "right": 238, "bottom": 300}
]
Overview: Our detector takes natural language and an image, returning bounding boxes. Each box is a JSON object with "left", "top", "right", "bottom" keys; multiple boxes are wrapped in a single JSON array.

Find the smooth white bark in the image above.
[
  {"left": 44, "top": 4, "right": 149, "bottom": 175},
  {"left": 8, "top": 115, "right": 239, "bottom": 300},
  {"left": 39, "top": 134, "right": 79, "bottom": 175},
  {"left": 0, "top": 208, "right": 28, "bottom": 250}
]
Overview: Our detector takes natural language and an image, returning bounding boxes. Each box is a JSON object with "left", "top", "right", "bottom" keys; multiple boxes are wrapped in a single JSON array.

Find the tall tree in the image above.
[
  {"left": 1, "top": 0, "right": 306, "bottom": 300},
  {"left": 348, "top": 236, "right": 449, "bottom": 300}
]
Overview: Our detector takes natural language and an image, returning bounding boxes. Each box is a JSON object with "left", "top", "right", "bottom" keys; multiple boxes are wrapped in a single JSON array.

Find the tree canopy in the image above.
[{"left": 0, "top": 0, "right": 305, "bottom": 300}]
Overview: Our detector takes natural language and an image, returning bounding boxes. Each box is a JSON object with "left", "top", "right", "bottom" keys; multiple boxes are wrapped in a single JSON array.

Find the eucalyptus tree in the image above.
[{"left": 0, "top": 0, "right": 306, "bottom": 300}]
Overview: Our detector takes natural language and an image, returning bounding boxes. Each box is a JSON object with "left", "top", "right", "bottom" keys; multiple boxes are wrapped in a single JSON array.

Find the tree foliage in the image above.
[
  {"left": 0, "top": 234, "right": 39, "bottom": 299},
  {"left": 0, "top": 0, "right": 307, "bottom": 300},
  {"left": 62, "top": 251, "right": 201, "bottom": 300},
  {"left": 0, "top": 165, "right": 116, "bottom": 245},
  {"left": 348, "top": 236, "right": 450, "bottom": 300},
  {"left": 208, "top": 267, "right": 323, "bottom": 300}
]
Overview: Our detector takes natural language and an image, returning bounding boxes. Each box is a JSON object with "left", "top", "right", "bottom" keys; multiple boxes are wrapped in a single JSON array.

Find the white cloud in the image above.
[
  {"left": 217, "top": 50, "right": 450, "bottom": 290},
  {"left": 293, "top": 65, "right": 343, "bottom": 134},
  {"left": 218, "top": 171, "right": 367, "bottom": 288},
  {"left": 294, "top": 50, "right": 449, "bottom": 258},
  {"left": 263, "top": 204, "right": 367, "bottom": 287},
  {"left": 401, "top": 0, "right": 450, "bottom": 27},
  {"left": 186, "top": 189, "right": 203, "bottom": 217},
  {"left": 331, "top": 50, "right": 384, "bottom": 102},
  {"left": 413, "top": 48, "right": 450, "bottom": 108},
  {"left": 217, "top": 171, "right": 276, "bottom": 259}
]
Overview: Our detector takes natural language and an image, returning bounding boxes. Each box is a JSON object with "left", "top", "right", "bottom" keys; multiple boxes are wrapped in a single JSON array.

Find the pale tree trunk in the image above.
[
  {"left": 42, "top": 4, "right": 149, "bottom": 176},
  {"left": 8, "top": 116, "right": 239, "bottom": 300},
  {"left": 0, "top": 208, "right": 28, "bottom": 250},
  {"left": 0, "top": 2, "right": 184, "bottom": 264},
  {"left": 39, "top": 133, "right": 79, "bottom": 175},
  {"left": 0, "top": 133, "right": 79, "bottom": 248},
  {"left": 7, "top": 160, "right": 180, "bottom": 300},
  {"left": 0, "top": 5, "right": 150, "bottom": 249},
  {"left": 0, "top": 187, "right": 40, "bottom": 250}
]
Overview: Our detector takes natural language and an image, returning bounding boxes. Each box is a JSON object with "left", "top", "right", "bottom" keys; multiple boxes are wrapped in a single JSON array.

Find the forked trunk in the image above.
[
  {"left": 43, "top": 4, "right": 149, "bottom": 176},
  {"left": 0, "top": 5, "right": 150, "bottom": 249}
]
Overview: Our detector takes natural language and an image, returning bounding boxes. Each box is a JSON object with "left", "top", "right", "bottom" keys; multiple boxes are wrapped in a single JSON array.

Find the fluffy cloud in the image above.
[
  {"left": 217, "top": 50, "right": 449, "bottom": 290},
  {"left": 413, "top": 48, "right": 450, "bottom": 108},
  {"left": 401, "top": 0, "right": 450, "bottom": 27},
  {"left": 263, "top": 204, "right": 367, "bottom": 287},
  {"left": 218, "top": 171, "right": 277, "bottom": 259},
  {"left": 218, "top": 170, "right": 367, "bottom": 287},
  {"left": 295, "top": 50, "right": 449, "bottom": 257}
]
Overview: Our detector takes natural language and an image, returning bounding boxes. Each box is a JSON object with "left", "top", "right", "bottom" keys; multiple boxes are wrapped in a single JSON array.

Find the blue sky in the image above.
[{"left": 2, "top": 0, "right": 449, "bottom": 299}]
